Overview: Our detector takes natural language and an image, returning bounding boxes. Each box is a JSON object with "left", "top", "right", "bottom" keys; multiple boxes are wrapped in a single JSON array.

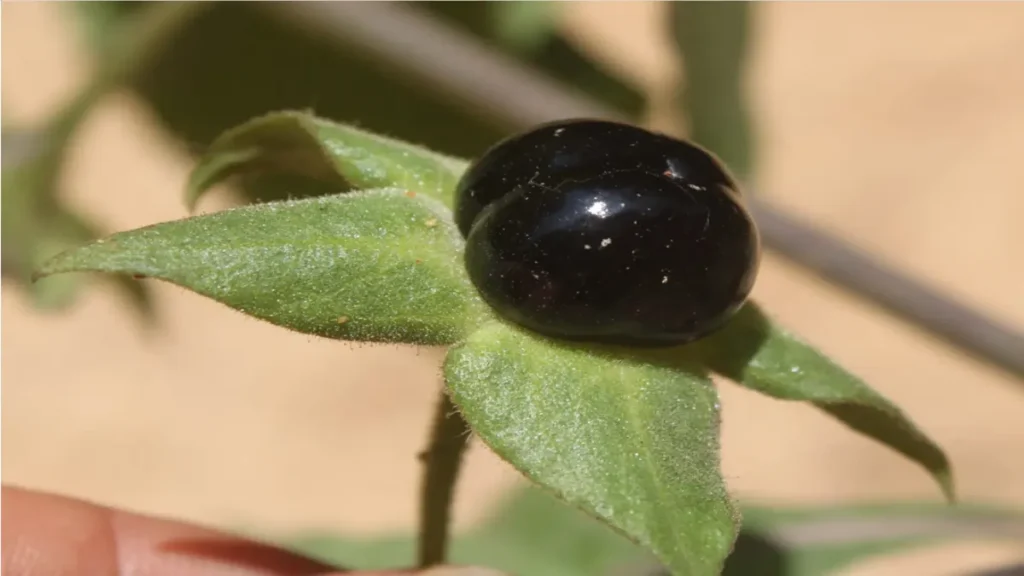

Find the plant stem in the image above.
[{"left": 417, "top": 389, "right": 471, "bottom": 567}]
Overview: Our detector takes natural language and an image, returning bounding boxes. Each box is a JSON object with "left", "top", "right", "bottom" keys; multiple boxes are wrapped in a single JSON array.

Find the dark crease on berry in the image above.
[{"left": 455, "top": 119, "right": 761, "bottom": 347}]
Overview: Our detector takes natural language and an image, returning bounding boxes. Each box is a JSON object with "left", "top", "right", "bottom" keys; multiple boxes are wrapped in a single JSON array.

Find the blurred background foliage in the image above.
[
  {"left": 281, "top": 484, "right": 1024, "bottom": 576},
  {"left": 2, "top": 2, "right": 1022, "bottom": 575},
  {"left": 64, "top": 1, "right": 645, "bottom": 200}
]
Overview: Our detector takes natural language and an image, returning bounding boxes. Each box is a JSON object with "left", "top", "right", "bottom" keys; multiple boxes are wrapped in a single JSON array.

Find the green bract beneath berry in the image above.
[
  {"left": 687, "top": 303, "right": 954, "bottom": 502},
  {"left": 186, "top": 110, "right": 469, "bottom": 211},
  {"left": 445, "top": 323, "right": 737, "bottom": 576},
  {"left": 36, "top": 189, "right": 490, "bottom": 346},
  {"left": 34, "top": 111, "right": 954, "bottom": 576}
]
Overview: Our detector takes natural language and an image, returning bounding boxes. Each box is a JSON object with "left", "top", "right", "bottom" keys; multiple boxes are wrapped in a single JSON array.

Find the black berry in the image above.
[{"left": 455, "top": 119, "right": 760, "bottom": 347}]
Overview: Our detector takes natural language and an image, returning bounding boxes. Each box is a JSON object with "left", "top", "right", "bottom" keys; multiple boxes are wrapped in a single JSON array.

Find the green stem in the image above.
[{"left": 417, "top": 389, "right": 471, "bottom": 567}]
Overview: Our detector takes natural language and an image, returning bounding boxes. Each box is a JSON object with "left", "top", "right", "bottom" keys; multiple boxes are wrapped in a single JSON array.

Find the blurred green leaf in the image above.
[
  {"left": 60, "top": 1, "right": 145, "bottom": 58},
  {"left": 35, "top": 189, "right": 488, "bottom": 346},
  {"left": 444, "top": 323, "right": 737, "bottom": 576},
  {"left": 490, "top": 2, "right": 562, "bottom": 55},
  {"left": 688, "top": 303, "right": 954, "bottom": 501},
  {"left": 95, "top": 2, "right": 506, "bottom": 205},
  {"left": 60, "top": 1, "right": 641, "bottom": 204},
  {"left": 670, "top": 2, "right": 754, "bottom": 180},
  {"left": 287, "top": 484, "right": 652, "bottom": 575},
  {"left": 61, "top": 2, "right": 506, "bottom": 205},
  {"left": 728, "top": 502, "right": 1024, "bottom": 576},
  {"left": 287, "top": 487, "right": 1024, "bottom": 576},
  {"left": 4, "top": 2, "right": 206, "bottom": 316},
  {"left": 2, "top": 130, "right": 61, "bottom": 281},
  {"left": 188, "top": 111, "right": 469, "bottom": 211},
  {"left": 2, "top": 125, "right": 155, "bottom": 316}
]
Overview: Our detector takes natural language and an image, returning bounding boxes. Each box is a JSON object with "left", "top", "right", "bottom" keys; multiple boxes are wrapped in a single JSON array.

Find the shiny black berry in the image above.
[{"left": 455, "top": 119, "right": 760, "bottom": 347}]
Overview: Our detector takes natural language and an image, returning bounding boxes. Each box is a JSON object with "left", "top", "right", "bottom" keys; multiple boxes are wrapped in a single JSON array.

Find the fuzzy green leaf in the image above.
[
  {"left": 689, "top": 303, "right": 954, "bottom": 501},
  {"left": 35, "top": 189, "right": 489, "bottom": 345},
  {"left": 186, "top": 111, "right": 469, "bottom": 211},
  {"left": 30, "top": 207, "right": 154, "bottom": 316},
  {"left": 444, "top": 322, "right": 738, "bottom": 576}
]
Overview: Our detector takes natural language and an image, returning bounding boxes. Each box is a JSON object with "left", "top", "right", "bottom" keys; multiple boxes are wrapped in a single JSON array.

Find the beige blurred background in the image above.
[{"left": 3, "top": 3, "right": 1023, "bottom": 574}]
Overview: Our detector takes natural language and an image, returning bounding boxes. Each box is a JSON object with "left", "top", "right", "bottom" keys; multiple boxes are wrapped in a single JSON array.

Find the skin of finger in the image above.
[{"left": 0, "top": 485, "right": 370, "bottom": 576}]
